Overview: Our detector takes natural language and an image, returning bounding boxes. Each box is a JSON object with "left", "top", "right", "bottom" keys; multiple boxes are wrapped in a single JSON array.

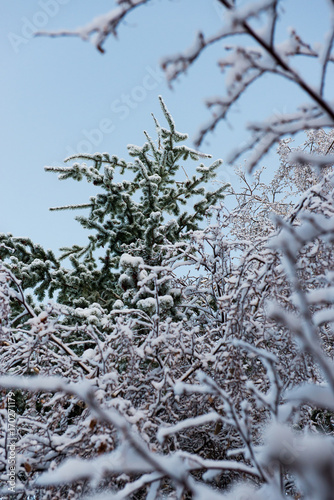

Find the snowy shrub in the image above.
[{"left": 1, "top": 126, "right": 334, "bottom": 499}]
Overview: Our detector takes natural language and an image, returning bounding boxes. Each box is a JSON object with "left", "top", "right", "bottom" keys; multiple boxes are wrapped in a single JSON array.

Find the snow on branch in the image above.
[
  {"left": 0, "top": 375, "right": 95, "bottom": 402},
  {"left": 157, "top": 411, "right": 221, "bottom": 442},
  {"left": 289, "top": 150, "right": 334, "bottom": 168},
  {"left": 285, "top": 384, "right": 334, "bottom": 411},
  {"left": 35, "top": 0, "right": 150, "bottom": 53}
]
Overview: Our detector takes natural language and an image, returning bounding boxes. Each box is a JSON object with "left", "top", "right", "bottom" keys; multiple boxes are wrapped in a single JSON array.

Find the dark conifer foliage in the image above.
[{"left": 0, "top": 97, "right": 227, "bottom": 312}]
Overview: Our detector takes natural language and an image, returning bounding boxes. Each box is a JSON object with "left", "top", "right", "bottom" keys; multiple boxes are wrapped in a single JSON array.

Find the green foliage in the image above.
[{"left": 0, "top": 97, "right": 228, "bottom": 313}]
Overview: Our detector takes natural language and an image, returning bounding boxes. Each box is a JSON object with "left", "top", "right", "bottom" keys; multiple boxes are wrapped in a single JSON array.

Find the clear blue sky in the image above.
[{"left": 0, "top": 0, "right": 331, "bottom": 253}]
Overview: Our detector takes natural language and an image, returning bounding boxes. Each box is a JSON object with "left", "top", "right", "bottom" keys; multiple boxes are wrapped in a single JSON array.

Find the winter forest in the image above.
[{"left": 2, "top": 0, "right": 334, "bottom": 498}]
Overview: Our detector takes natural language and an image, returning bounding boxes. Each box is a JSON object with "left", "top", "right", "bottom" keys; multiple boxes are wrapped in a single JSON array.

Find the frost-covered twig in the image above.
[{"left": 35, "top": 0, "right": 150, "bottom": 53}]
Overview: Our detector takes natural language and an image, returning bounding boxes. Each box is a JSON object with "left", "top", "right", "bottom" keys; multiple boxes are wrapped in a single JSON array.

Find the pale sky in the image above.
[{"left": 1, "top": 0, "right": 332, "bottom": 253}]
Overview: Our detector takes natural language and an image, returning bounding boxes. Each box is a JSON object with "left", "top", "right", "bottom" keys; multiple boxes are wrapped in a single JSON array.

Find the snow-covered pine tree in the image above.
[{"left": 0, "top": 97, "right": 228, "bottom": 316}]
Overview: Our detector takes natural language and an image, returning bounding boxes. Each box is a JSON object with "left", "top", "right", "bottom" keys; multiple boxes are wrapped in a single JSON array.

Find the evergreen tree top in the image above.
[{"left": 46, "top": 96, "right": 227, "bottom": 265}]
